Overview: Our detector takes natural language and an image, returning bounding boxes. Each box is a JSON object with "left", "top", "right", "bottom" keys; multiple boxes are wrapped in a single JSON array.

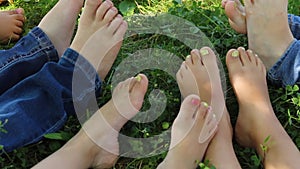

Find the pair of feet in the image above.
[
  {"left": 0, "top": 8, "right": 25, "bottom": 44},
  {"left": 65, "top": 46, "right": 270, "bottom": 169},
  {"left": 222, "top": 0, "right": 294, "bottom": 69},
  {"left": 159, "top": 47, "right": 269, "bottom": 168}
]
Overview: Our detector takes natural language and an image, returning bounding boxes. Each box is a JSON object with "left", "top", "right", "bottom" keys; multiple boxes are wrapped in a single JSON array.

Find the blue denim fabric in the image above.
[
  {"left": 289, "top": 14, "right": 300, "bottom": 40},
  {"left": 0, "top": 29, "right": 102, "bottom": 152},
  {"left": 0, "top": 27, "right": 59, "bottom": 94},
  {"left": 268, "top": 14, "right": 300, "bottom": 86}
]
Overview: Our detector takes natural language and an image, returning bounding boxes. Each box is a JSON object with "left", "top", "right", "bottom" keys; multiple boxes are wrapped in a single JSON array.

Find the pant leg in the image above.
[
  {"left": 0, "top": 27, "right": 58, "bottom": 94},
  {"left": 0, "top": 48, "right": 102, "bottom": 152},
  {"left": 288, "top": 14, "right": 300, "bottom": 40},
  {"left": 268, "top": 39, "right": 300, "bottom": 86}
]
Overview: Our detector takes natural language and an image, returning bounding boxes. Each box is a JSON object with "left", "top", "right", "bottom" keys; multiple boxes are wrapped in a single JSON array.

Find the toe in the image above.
[
  {"left": 16, "top": 8, "right": 25, "bottom": 15},
  {"left": 198, "top": 105, "right": 218, "bottom": 143},
  {"left": 102, "top": 7, "right": 118, "bottom": 23},
  {"left": 189, "top": 49, "right": 202, "bottom": 66},
  {"left": 177, "top": 95, "right": 201, "bottom": 121},
  {"left": 199, "top": 47, "right": 217, "bottom": 67},
  {"left": 108, "top": 15, "right": 123, "bottom": 34},
  {"left": 114, "top": 21, "right": 128, "bottom": 38},
  {"left": 246, "top": 49, "right": 256, "bottom": 63},
  {"left": 238, "top": 47, "right": 250, "bottom": 65},
  {"left": 84, "top": 0, "right": 103, "bottom": 17},
  {"left": 97, "top": 0, "right": 113, "bottom": 20},
  {"left": 129, "top": 74, "right": 148, "bottom": 110},
  {"left": 226, "top": 49, "right": 242, "bottom": 72}
]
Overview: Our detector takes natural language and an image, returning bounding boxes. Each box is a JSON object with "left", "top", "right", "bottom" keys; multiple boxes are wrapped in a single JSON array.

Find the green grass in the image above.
[{"left": 1, "top": 0, "right": 300, "bottom": 168}]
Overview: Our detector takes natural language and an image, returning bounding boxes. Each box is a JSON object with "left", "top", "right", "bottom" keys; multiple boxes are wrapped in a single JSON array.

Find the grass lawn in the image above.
[{"left": 1, "top": 0, "right": 300, "bottom": 168}]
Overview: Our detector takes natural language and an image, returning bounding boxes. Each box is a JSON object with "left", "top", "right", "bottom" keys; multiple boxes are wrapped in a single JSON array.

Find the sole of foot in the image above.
[
  {"left": 244, "top": 0, "right": 294, "bottom": 69},
  {"left": 158, "top": 95, "right": 217, "bottom": 169}
]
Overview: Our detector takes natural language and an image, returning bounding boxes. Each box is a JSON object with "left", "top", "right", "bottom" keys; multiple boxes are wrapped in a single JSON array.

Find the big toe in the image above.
[
  {"left": 83, "top": 0, "right": 103, "bottom": 18},
  {"left": 226, "top": 49, "right": 243, "bottom": 74},
  {"left": 129, "top": 74, "right": 149, "bottom": 111}
]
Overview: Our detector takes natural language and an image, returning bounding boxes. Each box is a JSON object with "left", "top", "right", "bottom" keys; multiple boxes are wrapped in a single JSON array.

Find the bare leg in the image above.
[
  {"left": 177, "top": 47, "right": 241, "bottom": 168},
  {"left": 204, "top": 110, "right": 241, "bottom": 169},
  {"left": 227, "top": 47, "right": 300, "bottom": 169},
  {"left": 157, "top": 95, "right": 218, "bottom": 169},
  {"left": 33, "top": 74, "right": 149, "bottom": 169},
  {"left": 244, "top": 0, "right": 294, "bottom": 69},
  {"left": 0, "top": 8, "right": 25, "bottom": 43}
]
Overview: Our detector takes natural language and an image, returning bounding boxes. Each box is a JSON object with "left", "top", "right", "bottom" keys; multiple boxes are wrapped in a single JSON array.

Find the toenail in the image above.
[
  {"left": 202, "top": 102, "right": 209, "bottom": 107},
  {"left": 135, "top": 74, "right": 142, "bottom": 82},
  {"left": 186, "top": 55, "right": 191, "bottom": 59},
  {"left": 213, "top": 113, "right": 216, "bottom": 119},
  {"left": 232, "top": 50, "right": 239, "bottom": 58},
  {"left": 191, "top": 98, "right": 200, "bottom": 105},
  {"left": 200, "top": 49, "right": 209, "bottom": 56}
]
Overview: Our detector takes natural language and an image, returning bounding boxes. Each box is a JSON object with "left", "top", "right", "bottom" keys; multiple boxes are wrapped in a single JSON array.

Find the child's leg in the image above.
[
  {"left": 32, "top": 75, "right": 148, "bottom": 169},
  {"left": 226, "top": 47, "right": 300, "bottom": 169},
  {"left": 204, "top": 112, "right": 241, "bottom": 169},
  {"left": 176, "top": 47, "right": 241, "bottom": 168},
  {"left": 0, "top": 8, "right": 25, "bottom": 43},
  {"left": 37, "top": 0, "right": 84, "bottom": 57},
  {"left": 0, "top": 5, "right": 127, "bottom": 152},
  {"left": 0, "top": 27, "right": 58, "bottom": 94}
]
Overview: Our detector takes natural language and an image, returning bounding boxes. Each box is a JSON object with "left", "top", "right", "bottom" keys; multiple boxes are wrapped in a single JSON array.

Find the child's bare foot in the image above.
[
  {"left": 71, "top": 0, "right": 117, "bottom": 51},
  {"left": 78, "top": 14, "right": 127, "bottom": 80},
  {"left": 226, "top": 47, "right": 270, "bottom": 148},
  {"left": 33, "top": 75, "right": 148, "bottom": 169},
  {"left": 245, "top": 0, "right": 294, "bottom": 69},
  {"left": 176, "top": 47, "right": 226, "bottom": 130},
  {"left": 84, "top": 74, "right": 148, "bottom": 168},
  {"left": 222, "top": 0, "right": 246, "bottom": 34},
  {"left": 157, "top": 95, "right": 217, "bottom": 169},
  {"left": 0, "top": 8, "right": 25, "bottom": 44},
  {"left": 227, "top": 48, "right": 300, "bottom": 168}
]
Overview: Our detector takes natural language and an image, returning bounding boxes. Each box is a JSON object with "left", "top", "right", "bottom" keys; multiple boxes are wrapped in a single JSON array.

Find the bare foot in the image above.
[
  {"left": 38, "top": 0, "right": 85, "bottom": 56},
  {"left": 84, "top": 74, "right": 148, "bottom": 168},
  {"left": 157, "top": 95, "right": 217, "bottom": 169},
  {"left": 71, "top": 0, "right": 117, "bottom": 51},
  {"left": 33, "top": 74, "right": 148, "bottom": 169},
  {"left": 226, "top": 47, "right": 269, "bottom": 147},
  {"left": 176, "top": 47, "right": 226, "bottom": 130},
  {"left": 0, "top": 8, "right": 25, "bottom": 44},
  {"left": 222, "top": 0, "right": 246, "bottom": 34},
  {"left": 227, "top": 48, "right": 300, "bottom": 169},
  {"left": 78, "top": 14, "right": 128, "bottom": 80},
  {"left": 176, "top": 47, "right": 241, "bottom": 168},
  {"left": 245, "top": 0, "right": 294, "bottom": 69}
]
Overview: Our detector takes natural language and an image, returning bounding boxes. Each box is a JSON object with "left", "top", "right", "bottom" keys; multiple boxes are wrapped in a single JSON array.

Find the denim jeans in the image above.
[
  {"left": 268, "top": 14, "right": 300, "bottom": 86},
  {"left": 0, "top": 27, "right": 102, "bottom": 152}
]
